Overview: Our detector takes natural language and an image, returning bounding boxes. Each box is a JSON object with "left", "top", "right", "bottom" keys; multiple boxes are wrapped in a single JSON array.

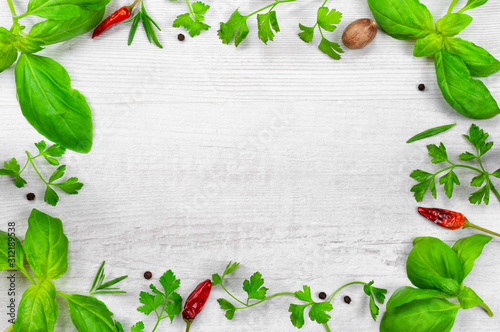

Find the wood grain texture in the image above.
[{"left": 1, "top": 0, "right": 500, "bottom": 331}]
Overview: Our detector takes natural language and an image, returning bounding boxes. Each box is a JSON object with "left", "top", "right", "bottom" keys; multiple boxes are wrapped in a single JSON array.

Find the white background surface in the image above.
[{"left": 1, "top": 0, "right": 500, "bottom": 331}]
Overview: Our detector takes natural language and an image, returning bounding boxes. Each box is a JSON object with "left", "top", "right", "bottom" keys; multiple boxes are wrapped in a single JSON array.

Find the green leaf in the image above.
[
  {"left": 131, "top": 321, "right": 145, "bottom": 332},
  {"left": 435, "top": 50, "right": 499, "bottom": 119},
  {"left": 463, "top": 124, "right": 493, "bottom": 156},
  {"left": 413, "top": 33, "right": 443, "bottom": 57},
  {"left": 458, "top": 286, "right": 493, "bottom": 316},
  {"left": 140, "top": 4, "right": 163, "bottom": 48},
  {"left": 173, "top": 13, "right": 194, "bottom": 29},
  {"left": 317, "top": 7, "right": 342, "bottom": 32},
  {"left": 159, "top": 270, "right": 181, "bottom": 297},
  {"left": 295, "top": 285, "right": 313, "bottom": 302},
  {"left": 407, "top": 237, "right": 464, "bottom": 295},
  {"left": 212, "top": 273, "right": 222, "bottom": 286},
  {"left": 61, "top": 294, "right": 116, "bottom": 332},
  {"left": 28, "top": 8, "right": 105, "bottom": 46},
  {"left": 452, "top": 234, "right": 492, "bottom": 279},
  {"left": 445, "top": 38, "right": 500, "bottom": 77},
  {"left": 24, "top": 209, "right": 68, "bottom": 281},
  {"left": 0, "top": 157, "right": 27, "bottom": 188},
  {"left": 298, "top": 24, "right": 314, "bottom": 43},
  {"left": 0, "top": 231, "right": 25, "bottom": 271},
  {"left": 15, "top": 54, "right": 93, "bottom": 153},
  {"left": 53, "top": 177, "right": 83, "bottom": 194},
  {"left": 223, "top": 261, "right": 240, "bottom": 276},
  {"left": 192, "top": 1, "right": 209, "bottom": 20},
  {"left": 44, "top": 185, "right": 60, "bottom": 206},
  {"left": 257, "top": 11, "right": 280, "bottom": 44},
  {"left": 0, "top": 28, "right": 18, "bottom": 73},
  {"left": 115, "top": 320, "right": 124, "bottom": 332},
  {"left": 49, "top": 165, "right": 66, "bottom": 183},
  {"left": 436, "top": 13, "right": 473, "bottom": 37},
  {"left": 469, "top": 184, "right": 490, "bottom": 205},
  {"left": 439, "top": 170, "right": 460, "bottom": 198},
  {"left": 491, "top": 168, "right": 500, "bottom": 179},
  {"left": 410, "top": 169, "right": 432, "bottom": 182},
  {"left": 288, "top": 304, "right": 307, "bottom": 328},
  {"left": 243, "top": 271, "right": 268, "bottom": 300},
  {"left": 459, "top": 151, "right": 476, "bottom": 161},
  {"left": 406, "top": 123, "right": 456, "bottom": 143},
  {"left": 218, "top": 10, "right": 249, "bottom": 47},
  {"left": 217, "top": 298, "right": 236, "bottom": 320},
  {"left": 380, "top": 298, "right": 460, "bottom": 332},
  {"left": 367, "top": 0, "right": 434, "bottom": 40},
  {"left": 386, "top": 287, "right": 448, "bottom": 311},
  {"left": 137, "top": 291, "right": 163, "bottom": 315},
  {"left": 363, "top": 281, "right": 387, "bottom": 321},
  {"left": 17, "top": 280, "right": 58, "bottom": 331},
  {"left": 25, "top": 0, "right": 109, "bottom": 19},
  {"left": 410, "top": 178, "right": 432, "bottom": 202},
  {"left": 318, "top": 37, "right": 343, "bottom": 60},
  {"left": 187, "top": 21, "right": 210, "bottom": 37},
  {"left": 427, "top": 143, "right": 448, "bottom": 163},
  {"left": 470, "top": 173, "right": 486, "bottom": 187},
  {"left": 308, "top": 301, "right": 333, "bottom": 324},
  {"left": 460, "top": 0, "right": 488, "bottom": 12},
  {"left": 164, "top": 292, "right": 182, "bottom": 322}
]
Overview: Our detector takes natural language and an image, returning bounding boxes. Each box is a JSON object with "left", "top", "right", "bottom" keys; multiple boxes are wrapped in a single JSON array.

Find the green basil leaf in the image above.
[
  {"left": 386, "top": 286, "right": 448, "bottom": 311},
  {"left": 460, "top": 0, "right": 488, "bottom": 12},
  {"left": 445, "top": 38, "right": 500, "bottom": 77},
  {"left": 452, "top": 234, "right": 491, "bottom": 279},
  {"left": 436, "top": 13, "right": 473, "bottom": 37},
  {"left": 24, "top": 209, "right": 68, "bottom": 281},
  {"left": 458, "top": 286, "right": 493, "bottom": 316},
  {"left": 407, "top": 237, "right": 464, "bottom": 295},
  {"left": 0, "top": 230, "right": 25, "bottom": 271},
  {"left": 28, "top": 7, "right": 105, "bottom": 45},
  {"left": 413, "top": 32, "right": 443, "bottom": 57},
  {"left": 60, "top": 294, "right": 116, "bottom": 331},
  {"left": 0, "top": 28, "right": 18, "bottom": 73},
  {"left": 367, "top": 0, "right": 434, "bottom": 40},
  {"left": 15, "top": 53, "right": 93, "bottom": 153},
  {"left": 17, "top": 280, "right": 58, "bottom": 331},
  {"left": 380, "top": 298, "right": 460, "bottom": 332},
  {"left": 435, "top": 50, "right": 500, "bottom": 119},
  {"left": 24, "top": 0, "right": 109, "bottom": 19}
]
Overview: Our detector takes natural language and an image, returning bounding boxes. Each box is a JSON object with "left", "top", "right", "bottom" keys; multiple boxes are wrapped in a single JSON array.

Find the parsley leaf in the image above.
[
  {"left": 173, "top": 1, "right": 211, "bottom": 37},
  {"left": 439, "top": 170, "right": 460, "bottom": 198},
  {"left": 243, "top": 272, "right": 268, "bottom": 301},
  {"left": 217, "top": 298, "right": 236, "bottom": 320},
  {"left": 289, "top": 285, "right": 333, "bottom": 327},
  {"left": 317, "top": 7, "right": 342, "bottom": 32},
  {"left": 363, "top": 281, "right": 387, "bottom": 321},
  {"left": 257, "top": 11, "right": 279, "bottom": 44},
  {"left": 427, "top": 143, "right": 448, "bottom": 163},
  {"left": 218, "top": 10, "right": 249, "bottom": 46},
  {"left": 309, "top": 301, "right": 333, "bottom": 323},
  {"left": 0, "top": 158, "right": 27, "bottom": 188},
  {"left": 131, "top": 321, "right": 145, "bottom": 332},
  {"left": 289, "top": 304, "right": 308, "bottom": 328}
]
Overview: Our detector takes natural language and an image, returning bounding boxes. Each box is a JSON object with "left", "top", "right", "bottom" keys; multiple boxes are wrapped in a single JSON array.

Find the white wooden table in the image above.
[{"left": 1, "top": 0, "right": 500, "bottom": 331}]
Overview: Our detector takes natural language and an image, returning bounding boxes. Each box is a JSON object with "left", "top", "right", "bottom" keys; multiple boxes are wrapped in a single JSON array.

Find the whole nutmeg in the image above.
[{"left": 342, "top": 18, "right": 378, "bottom": 50}]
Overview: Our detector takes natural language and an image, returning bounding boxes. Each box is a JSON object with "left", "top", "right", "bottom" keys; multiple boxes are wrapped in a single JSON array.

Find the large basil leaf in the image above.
[
  {"left": 380, "top": 298, "right": 460, "bottom": 332},
  {"left": 458, "top": 286, "right": 493, "bottom": 316},
  {"left": 28, "top": 7, "right": 105, "bottom": 45},
  {"left": 15, "top": 53, "right": 93, "bottom": 153},
  {"left": 445, "top": 38, "right": 500, "bottom": 77},
  {"left": 413, "top": 33, "right": 443, "bottom": 57},
  {"left": 0, "top": 28, "right": 18, "bottom": 73},
  {"left": 24, "top": 0, "right": 109, "bottom": 19},
  {"left": 435, "top": 50, "right": 500, "bottom": 119},
  {"left": 24, "top": 209, "right": 68, "bottom": 281},
  {"left": 460, "top": 0, "right": 488, "bottom": 12},
  {"left": 452, "top": 234, "right": 491, "bottom": 279},
  {"left": 386, "top": 286, "right": 448, "bottom": 311},
  {"left": 0, "top": 230, "right": 25, "bottom": 271},
  {"left": 435, "top": 13, "right": 472, "bottom": 37},
  {"left": 407, "top": 237, "right": 464, "bottom": 295},
  {"left": 60, "top": 294, "right": 116, "bottom": 332},
  {"left": 17, "top": 280, "right": 58, "bottom": 331},
  {"left": 367, "top": 0, "right": 434, "bottom": 40}
]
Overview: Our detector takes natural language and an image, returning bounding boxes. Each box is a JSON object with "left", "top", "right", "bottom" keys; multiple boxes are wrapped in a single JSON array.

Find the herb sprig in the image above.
[
  {"left": 213, "top": 261, "right": 386, "bottom": 330},
  {"left": 89, "top": 261, "right": 128, "bottom": 295},
  {"left": 410, "top": 124, "right": 500, "bottom": 205},
  {"left": 0, "top": 140, "right": 83, "bottom": 206},
  {"left": 172, "top": 0, "right": 211, "bottom": 37},
  {"left": 126, "top": 1, "right": 163, "bottom": 48}
]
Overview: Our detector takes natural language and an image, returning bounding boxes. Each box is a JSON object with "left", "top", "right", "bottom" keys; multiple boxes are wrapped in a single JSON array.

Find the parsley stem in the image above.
[
  {"left": 246, "top": 0, "right": 296, "bottom": 18},
  {"left": 185, "top": 0, "right": 194, "bottom": 19},
  {"left": 234, "top": 292, "right": 295, "bottom": 310},
  {"left": 324, "top": 322, "right": 332, "bottom": 332},
  {"left": 488, "top": 181, "right": 500, "bottom": 203},
  {"left": 26, "top": 151, "right": 48, "bottom": 185},
  {"left": 221, "top": 283, "right": 248, "bottom": 306},
  {"left": 320, "top": 0, "right": 328, "bottom": 8},
  {"left": 328, "top": 281, "right": 366, "bottom": 303}
]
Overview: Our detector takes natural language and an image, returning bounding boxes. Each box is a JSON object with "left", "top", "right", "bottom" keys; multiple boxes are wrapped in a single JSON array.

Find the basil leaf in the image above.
[
  {"left": 367, "top": 0, "right": 434, "bottom": 40},
  {"left": 380, "top": 298, "right": 460, "bottom": 332},
  {"left": 452, "top": 234, "right": 491, "bottom": 279},
  {"left": 24, "top": 209, "right": 68, "bottom": 281},
  {"left": 28, "top": 7, "right": 105, "bottom": 45},
  {"left": 458, "top": 286, "right": 493, "bottom": 316},
  {"left": 436, "top": 13, "right": 473, "bottom": 37},
  {"left": 0, "top": 231, "right": 25, "bottom": 271},
  {"left": 24, "top": 0, "right": 109, "bottom": 19},
  {"left": 0, "top": 28, "right": 18, "bottom": 73},
  {"left": 15, "top": 54, "right": 93, "bottom": 153},
  {"left": 435, "top": 50, "right": 500, "bottom": 119},
  {"left": 407, "top": 237, "right": 464, "bottom": 295},
  {"left": 413, "top": 33, "right": 443, "bottom": 57},
  {"left": 386, "top": 286, "right": 448, "bottom": 311},
  {"left": 445, "top": 38, "right": 500, "bottom": 77},
  {"left": 460, "top": 0, "right": 488, "bottom": 12},
  {"left": 17, "top": 280, "right": 58, "bottom": 331},
  {"left": 60, "top": 294, "right": 116, "bottom": 332}
]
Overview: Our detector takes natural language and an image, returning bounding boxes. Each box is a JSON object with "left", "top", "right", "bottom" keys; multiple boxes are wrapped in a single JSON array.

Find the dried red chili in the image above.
[
  {"left": 418, "top": 207, "right": 500, "bottom": 237},
  {"left": 92, "top": 0, "right": 140, "bottom": 38},
  {"left": 183, "top": 279, "right": 212, "bottom": 331}
]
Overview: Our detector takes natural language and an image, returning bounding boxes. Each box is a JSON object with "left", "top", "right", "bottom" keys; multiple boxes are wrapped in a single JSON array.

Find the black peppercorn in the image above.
[
  {"left": 344, "top": 295, "right": 351, "bottom": 304},
  {"left": 27, "top": 193, "right": 35, "bottom": 201},
  {"left": 178, "top": 34, "right": 185, "bottom": 41},
  {"left": 418, "top": 83, "right": 426, "bottom": 91},
  {"left": 144, "top": 271, "right": 152, "bottom": 279},
  {"left": 318, "top": 292, "right": 327, "bottom": 300}
]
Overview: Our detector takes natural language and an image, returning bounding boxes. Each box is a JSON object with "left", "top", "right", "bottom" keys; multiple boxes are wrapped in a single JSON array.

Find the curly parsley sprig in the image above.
[
  {"left": 0, "top": 140, "right": 83, "bottom": 206},
  {"left": 213, "top": 262, "right": 386, "bottom": 330},
  {"left": 410, "top": 124, "right": 500, "bottom": 205}
]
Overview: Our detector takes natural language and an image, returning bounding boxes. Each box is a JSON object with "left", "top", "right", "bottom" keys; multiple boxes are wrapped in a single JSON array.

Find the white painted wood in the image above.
[{"left": 1, "top": 0, "right": 500, "bottom": 331}]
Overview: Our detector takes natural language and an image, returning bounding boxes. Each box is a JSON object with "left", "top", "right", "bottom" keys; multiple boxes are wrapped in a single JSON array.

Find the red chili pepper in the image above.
[
  {"left": 183, "top": 279, "right": 212, "bottom": 332},
  {"left": 92, "top": 0, "right": 139, "bottom": 39},
  {"left": 418, "top": 207, "right": 500, "bottom": 237}
]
